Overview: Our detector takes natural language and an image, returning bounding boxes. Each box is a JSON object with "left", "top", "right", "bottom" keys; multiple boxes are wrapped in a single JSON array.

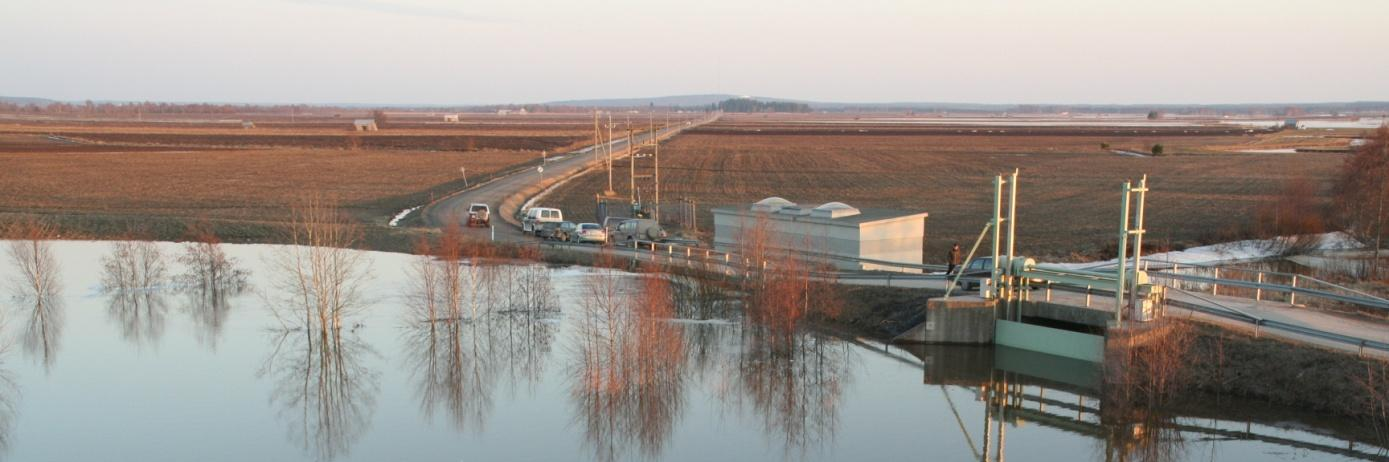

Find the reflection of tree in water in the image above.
[
  {"left": 101, "top": 240, "right": 171, "bottom": 347},
  {"left": 721, "top": 328, "right": 853, "bottom": 458},
  {"left": 18, "top": 293, "right": 63, "bottom": 373},
  {"left": 105, "top": 290, "right": 168, "bottom": 346},
  {"left": 261, "top": 328, "right": 379, "bottom": 462},
  {"left": 176, "top": 236, "right": 249, "bottom": 351},
  {"left": 569, "top": 268, "right": 688, "bottom": 462},
  {"left": 404, "top": 321, "right": 495, "bottom": 433},
  {"left": 7, "top": 231, "right": 64, "bottom": 372},
  {"left": 401, "top": 253, "right": 557, "bottom": 433},
  {"left": 179, "top": 285, "right": 242, "bottom": 351},
  {"left": 0, "top": 363, "right": 20, "bottom": 458},
  {"left": 1094, "top": 390, "right": 1188, "bottom": 462},
  {"left": 261, "top": 208, "right": 378, "bottom": 462}
]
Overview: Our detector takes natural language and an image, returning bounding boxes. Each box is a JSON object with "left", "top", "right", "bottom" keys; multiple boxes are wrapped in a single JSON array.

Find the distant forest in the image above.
[{"left": 711, "top": 98, "right": 812, "bottom": 113}]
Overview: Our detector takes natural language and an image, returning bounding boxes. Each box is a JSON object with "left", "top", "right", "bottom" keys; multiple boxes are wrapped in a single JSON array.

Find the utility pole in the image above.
[
  {"left": 628, "top": 127, "right": 635, "bottom": 207},
  {"left": 606, "top": 113, "right": 615, "bottom": 195},
  {"left": 654, "top": 134, "right": 661, "bottom": 223},
  {"left": 1375, "top": 142, "right": 1387, "bottom": 279}
]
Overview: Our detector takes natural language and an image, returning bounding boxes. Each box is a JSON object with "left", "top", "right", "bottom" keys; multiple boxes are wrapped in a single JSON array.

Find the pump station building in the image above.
[{"left": 711, "top": 197, "right": 928, "bottom": 272}]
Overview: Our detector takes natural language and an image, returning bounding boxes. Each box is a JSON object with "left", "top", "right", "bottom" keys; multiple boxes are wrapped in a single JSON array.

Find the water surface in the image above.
[{"left": 0, "top": 241, "right": 1381, "bottom": 461}]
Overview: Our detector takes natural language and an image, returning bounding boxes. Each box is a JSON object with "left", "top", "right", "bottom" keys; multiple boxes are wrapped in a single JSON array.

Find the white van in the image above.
[{"left": 522, "top": 207, "right": 563, "bottom": 234}]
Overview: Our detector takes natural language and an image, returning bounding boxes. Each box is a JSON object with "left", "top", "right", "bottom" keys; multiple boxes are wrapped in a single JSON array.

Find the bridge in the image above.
[{"left": 533, "top": 169, "right": 1389, "bottom": 360}]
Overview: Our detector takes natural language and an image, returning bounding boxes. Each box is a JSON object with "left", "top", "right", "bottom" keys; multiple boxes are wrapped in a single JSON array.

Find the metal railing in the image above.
[
  {"left": 1147, "top": 261, "right": 1389, "bottom": 314},
  {"left": 540, "top": 239, "right": 1389, "bottom": 355},
  {"left": 1077, "top": 258, "right": 1389, "bottom": 315}
]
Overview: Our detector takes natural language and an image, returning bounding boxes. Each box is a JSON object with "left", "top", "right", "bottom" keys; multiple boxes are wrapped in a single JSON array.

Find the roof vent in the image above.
[
  {"left": 811, "top": 202, "right": 860, "bottom": 218},
  {"left": 751, "top": 196, "right": 796, "bottom": 213},
  {"left": 778, "top": 206, "right": 811, "bottom": 216}
]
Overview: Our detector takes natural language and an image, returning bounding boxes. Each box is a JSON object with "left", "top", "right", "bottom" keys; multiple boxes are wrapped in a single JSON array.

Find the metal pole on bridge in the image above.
[
  {"left": 991, "top": 175, "right": 1004, "bottom": 304},
  {"left": 1006, "top": 169, "right": 1019, "bottom": 319},
  {"left": 1128, "top": 175, "right": 1148, "bottom": 315},
  {"left": 1115, "top": 180, "right": 1132, "bottom": 325}
]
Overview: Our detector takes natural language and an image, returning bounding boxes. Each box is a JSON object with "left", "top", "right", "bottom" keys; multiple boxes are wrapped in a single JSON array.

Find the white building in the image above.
[
  {"left": 443, "top": 114, "right": 460, "bottom": 122},
  {"left": 712, "top": 197, "right": 928, "bottom": 272},
  {"left": 353, "top": 119, "right": 378, "bottom": 131}
]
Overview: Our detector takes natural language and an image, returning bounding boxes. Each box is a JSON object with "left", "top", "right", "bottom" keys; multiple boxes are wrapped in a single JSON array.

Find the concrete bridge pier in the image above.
[{"left": 893, "top": 296, "right": 998, "bottom": 344}]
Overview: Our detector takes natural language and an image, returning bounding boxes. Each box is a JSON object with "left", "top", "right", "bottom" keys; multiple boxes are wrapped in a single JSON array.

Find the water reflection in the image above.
[
  {"left": 261, "top": 329, "right": 380, "bottom": 462},
  {"left": 261, "top": 234, "right": 378, "bottom": 462},
  {"left": 569, "top": 269, "right": 688, "bottom": 462},
  {"left": 911, "top": 345, "right": 1389, "bottom": 462},
  {"left": 100, "top": 241, "right": 173, "bottom": 347},
  {"left": 0, "top": 363, "right": 19, "bottom": 457},
  {"left": 7, "top": 237, "right": 64, "bottom": 371},
  {"left": 179, "top": 286, "right": 239, "bottom": 351},
  {"left": 402, "top": 254, "right": 558, "bottom": 433},
  {"left": 722, "top": 330, "right": 853, "bottom": 457},
  {"left": 105, "top": 289, "right": 168, "bottom": 347},
  {"left": 176, "top": 239, "right": 249, "bottom": 350}
]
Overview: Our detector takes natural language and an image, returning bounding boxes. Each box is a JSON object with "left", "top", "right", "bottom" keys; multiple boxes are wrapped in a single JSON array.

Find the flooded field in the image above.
[{"left": 0, "top": 240, "right": 1383, "bottom": 461}]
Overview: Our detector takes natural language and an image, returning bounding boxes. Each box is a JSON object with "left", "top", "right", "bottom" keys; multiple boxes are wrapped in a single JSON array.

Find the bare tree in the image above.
[
  {"left": 1251, "top": 177, "right": 1329, "bottom": 256},
  {"left": 1334, "top": 125, "right": 1389, "bottom": 277},
  {"left": 5, "top": 218, "right": 64, "bottom": 371},
  {"left": 102, "top": 240, "right": 168, "bottom": 292},
  {"left": 734, "top": 216, "right": 842, "bottom": 348},
  {"left": 271, "top": 195, "right": 372, "bottom": 331},
  {"left": 178, "top": 220, "right": 248, "bottom": 290},
  {"left": 6, "top": 218, "right": 61, "bottom": 301},
  {"left": 178, "top": 221, "right": 248, "bottom": 351},
  {"left": 569, "top": 266, "right": 687, "bottom": 462}
]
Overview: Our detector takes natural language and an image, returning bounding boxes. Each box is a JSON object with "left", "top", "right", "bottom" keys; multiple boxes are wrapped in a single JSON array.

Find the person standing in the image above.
[{"left": 947, "top": 243, "right": 962, "bottom": 274}]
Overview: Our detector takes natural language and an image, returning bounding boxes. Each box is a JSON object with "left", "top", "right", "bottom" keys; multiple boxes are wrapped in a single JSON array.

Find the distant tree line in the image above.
[
  {"left": 0, "top": 100, "right": 322, "bottom": 116},
  {"left": 710, "top": 98, "right": 812, "bottom": 113}
]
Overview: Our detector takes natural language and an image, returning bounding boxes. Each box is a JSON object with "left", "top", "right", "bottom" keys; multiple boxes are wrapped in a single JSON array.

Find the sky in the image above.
[{"left": 2, "top": 0, "right": 1387, "bottom": 105}]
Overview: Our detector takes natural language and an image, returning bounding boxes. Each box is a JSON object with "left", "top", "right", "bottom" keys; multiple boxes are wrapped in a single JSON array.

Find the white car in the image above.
[
  {"left": 522, "top": 207, "right": 563, "bottom": 234},
  {"left": 572, "top": 223, "right": 608, "bottom": 244}
]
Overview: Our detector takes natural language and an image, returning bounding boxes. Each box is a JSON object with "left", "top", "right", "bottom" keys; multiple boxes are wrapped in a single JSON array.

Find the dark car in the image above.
[
  {"left": 951, "top": 256, "right": 1043, "bottom": 291},
  {"left": 538, "top": 221, "right": 577, "bottom": 241},
  {"left": 951, "top": 257, "right": 995, "bottom": 291}
]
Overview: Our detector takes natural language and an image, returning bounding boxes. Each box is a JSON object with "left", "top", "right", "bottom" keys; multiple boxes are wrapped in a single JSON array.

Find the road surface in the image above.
[{"left": 423, "top": 117, "right": 713, "bottom": 241}]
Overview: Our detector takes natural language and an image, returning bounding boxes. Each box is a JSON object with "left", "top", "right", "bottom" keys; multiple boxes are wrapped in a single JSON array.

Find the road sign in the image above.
[{"left": 537, "top": 166, "right": 544, "bottom": 174}]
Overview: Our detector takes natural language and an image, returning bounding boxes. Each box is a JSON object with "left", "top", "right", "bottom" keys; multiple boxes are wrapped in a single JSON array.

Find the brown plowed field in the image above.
[
  {"left": 546, "top": 129, "right": 1343, "bottom": 261},
  {"left": 0, "top": 147, "right": 535, "bottom": 221}
]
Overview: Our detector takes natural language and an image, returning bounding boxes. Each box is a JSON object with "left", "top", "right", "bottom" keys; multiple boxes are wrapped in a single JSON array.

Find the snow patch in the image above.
[
  {"left": 389, "top": 206, "right": 422, "bottom": 227},
  {"left": 1041, "top": 232, "right": 1361, "bottom": 271},
  {"left": 1237, "top": 148, "right": 1299, "bottom": 154}
]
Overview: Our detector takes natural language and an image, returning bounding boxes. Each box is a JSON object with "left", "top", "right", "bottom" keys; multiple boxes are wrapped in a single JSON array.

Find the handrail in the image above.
[
  {"left": 1045, "top": 284, "right": 1389, "bottom": 355},
  {"left": 546, "top": 239, "right": 1389, "bottom": 355},
  {"left": 1150, "top": 271, "right": 1389, "bottom": 312}
]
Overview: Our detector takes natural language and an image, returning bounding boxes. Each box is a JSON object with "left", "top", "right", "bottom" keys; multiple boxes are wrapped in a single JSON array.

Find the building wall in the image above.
[
  {"left": 858, "top": 216, "right": 925, "bottom": 271},
  {"left": 713, "top": 210, "right": 925, "bottom": 271}
]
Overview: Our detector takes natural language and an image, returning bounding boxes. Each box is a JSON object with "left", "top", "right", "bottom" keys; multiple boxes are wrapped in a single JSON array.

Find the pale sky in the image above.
[{"left": 3, "top": 0, "right": 1386, "bottom": 105}]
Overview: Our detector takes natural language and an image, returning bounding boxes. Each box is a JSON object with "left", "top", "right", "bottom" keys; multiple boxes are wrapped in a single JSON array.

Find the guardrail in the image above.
[
  {"left": 540, "top": 239, "right": 1389, "bottom": 356},
  {"left": 1078, "top": 258, "right": 1389, "bottom": 315},
  {"left": 1043, "top": 283, "right": 1389, "bottom": 356}
]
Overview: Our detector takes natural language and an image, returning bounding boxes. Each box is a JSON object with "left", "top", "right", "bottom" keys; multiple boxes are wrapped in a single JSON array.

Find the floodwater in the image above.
[{"left": 0, "top": 240, "right": 1383, "bottom": 461}]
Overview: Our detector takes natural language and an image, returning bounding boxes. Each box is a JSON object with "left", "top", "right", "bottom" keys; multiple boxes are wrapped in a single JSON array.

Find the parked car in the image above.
[
  {"left": 615, "top": 218, "right": 667, "bottom": 242},
  {"left": 538, "top": 221, "right": 576, "bottom": 241},
  {"left": 522, "top": 207, "right": 563, "bottom": 234},
  {"left": 467, "top": 203, "right": 490, "bottom": 227},
  {"left": 951, "top": 256, "right": 1043, "bottom": 291},
  {"left": 572, "top": 223, "right": 608, "bottom": 244},
  {"left": 951, "top": 257, "right": 995, "bottom": 291}
]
